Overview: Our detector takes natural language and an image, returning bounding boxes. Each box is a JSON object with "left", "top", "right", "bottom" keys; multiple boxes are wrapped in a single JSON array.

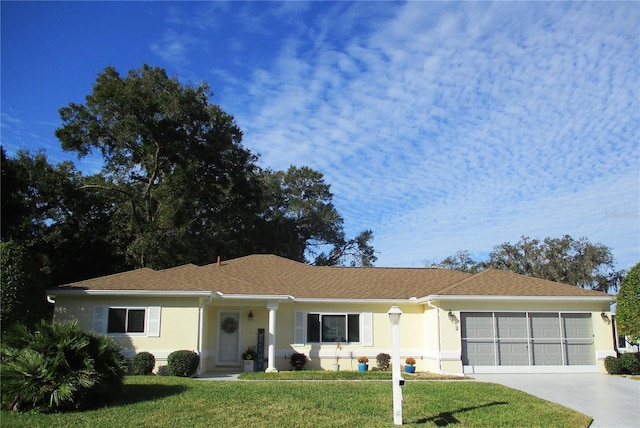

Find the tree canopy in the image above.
[
  {"left": 1, "top": 148, "right": 124, "bottom": 285},
  {"left": 2, "top": 64, "right": 376, "bottom": 295},
  {"left": 615, "top": 262, "right": 640, "bottom": 343},
  {"left": 431, "top": 235, "right": 622, "bottom": 293},
  {"left": 55, "top": 64, "right": 263, "bottom": 268},
  {"left": 52, "top": 64, "right": 376, "bottom": 270},
  {"left": 256, "top": 166, "right": 376, "bottom": 266},
  {"left": 0, "top": 241, "right": 49, "bottom": 336}
]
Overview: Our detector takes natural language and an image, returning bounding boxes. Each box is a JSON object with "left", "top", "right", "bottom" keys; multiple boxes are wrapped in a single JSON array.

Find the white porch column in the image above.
[{"left": 265, "top": 302, "right": 279, "bottom": 372}]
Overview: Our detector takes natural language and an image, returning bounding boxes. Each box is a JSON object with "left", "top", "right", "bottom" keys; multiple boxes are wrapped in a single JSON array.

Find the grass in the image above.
[
  {"left": 238, "top": 370, "right": 467, "bottom": 380},
  {"left": 1, "top": 374, "right": 592, "bottom": 427}
]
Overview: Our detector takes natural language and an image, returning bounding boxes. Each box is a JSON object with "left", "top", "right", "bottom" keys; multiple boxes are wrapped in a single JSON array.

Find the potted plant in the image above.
[
  {"left": 242, "top": 346, "right": 257, "bottom": 372},
  {"left": 357, "top": 356, "right": 369, "bottom": 372},
  {"left": 290, "top": 352, "right": 307, "bottom": 370},
  {"left": 405, "top": 357, "right": 416, "bottom": 373}
]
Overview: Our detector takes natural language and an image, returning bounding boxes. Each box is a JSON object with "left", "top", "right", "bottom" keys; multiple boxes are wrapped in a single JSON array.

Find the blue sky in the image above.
[{"left": 2, "top": 1, "right": 639, "bottom": 271}]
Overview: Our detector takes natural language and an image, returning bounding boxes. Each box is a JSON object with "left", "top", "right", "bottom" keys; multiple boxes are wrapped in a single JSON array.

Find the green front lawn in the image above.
[{"left": 2, "top": 375, "right": 591, "bottom": 427}]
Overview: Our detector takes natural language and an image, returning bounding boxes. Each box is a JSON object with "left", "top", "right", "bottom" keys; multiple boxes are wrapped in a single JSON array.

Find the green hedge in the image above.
[
  {"left": 605, "top": 352, "right": 640, "bottom": 375},
  {"left": 167, "top": 350, "right": 199, "bottom": 377}
]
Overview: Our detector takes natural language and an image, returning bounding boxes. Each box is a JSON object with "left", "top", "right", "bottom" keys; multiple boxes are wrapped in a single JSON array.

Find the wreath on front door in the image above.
[{"left": 221, "top": 317, "right": 238, "bottom": 334}]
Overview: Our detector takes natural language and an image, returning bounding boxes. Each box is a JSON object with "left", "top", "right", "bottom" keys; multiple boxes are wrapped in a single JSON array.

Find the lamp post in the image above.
[{"left": 388, "top": 305, "right": 403, "bottom": 425}]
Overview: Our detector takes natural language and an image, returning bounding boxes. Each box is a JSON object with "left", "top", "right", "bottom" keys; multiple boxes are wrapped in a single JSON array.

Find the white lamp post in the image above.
[{"left": 388, "top": 305, "right": 403, "bottom": 425}]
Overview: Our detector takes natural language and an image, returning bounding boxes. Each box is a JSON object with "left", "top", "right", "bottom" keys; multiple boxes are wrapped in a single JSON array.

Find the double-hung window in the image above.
[
  {"left": 92, "top": 306, "right": 161, "bottom": 337},
  {"left": 294, "top": 311, "right": 372, "bottom": 346},
  {"left": 307, "top": 313, "right": 361, "bottom": 343},
  {"left": 107, "top": 308, "right": 146, "bottom": 333}
]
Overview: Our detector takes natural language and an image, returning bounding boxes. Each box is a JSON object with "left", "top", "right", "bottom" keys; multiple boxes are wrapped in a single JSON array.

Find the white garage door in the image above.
[{"left": 462, "top": 312, "right": 595, "bottom": 373}]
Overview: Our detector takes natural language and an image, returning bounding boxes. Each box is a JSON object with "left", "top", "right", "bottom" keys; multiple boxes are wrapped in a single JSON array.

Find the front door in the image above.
[{"left": 218, "top": 311, "right": 241, "bottom": 366}]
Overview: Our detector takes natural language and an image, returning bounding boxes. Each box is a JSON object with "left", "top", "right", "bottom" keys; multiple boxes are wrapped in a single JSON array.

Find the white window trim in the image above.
[
  {"left": 93, "top": 305, "right": 161, "bottom": 337},
  {"left": 294, "top": 311, "right": 372, "bottom": 345}
]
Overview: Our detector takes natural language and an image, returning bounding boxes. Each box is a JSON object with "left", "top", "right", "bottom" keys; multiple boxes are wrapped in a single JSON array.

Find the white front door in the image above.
[{"left": 218, "top": 311, "right": 241, "bottom": 366}]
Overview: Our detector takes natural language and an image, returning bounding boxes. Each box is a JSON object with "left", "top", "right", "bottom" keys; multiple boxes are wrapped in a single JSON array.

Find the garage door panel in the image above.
[
  {"left": 462, "top": 313, "right": 493, "bottom": 339},
  {"left": 462, "top": 340, "right": 495, "bottom": 365},
  {"left": 530, "top": 313, "right": 561, "bottom": 339},
  {"left": 496, "top": 313, "right": 527, "bottom": 339},
  {"left": 563, "top": 313, "right": 592, "bottom": 339},
  {"left": 498, "top": 342, "right": 529, "bottom": 365},
  {"left": 565, "top": 342, "right": 595, "bottom": 365},
  {"left": 532, "top": 342, "right": 562, "bottom": 365}
]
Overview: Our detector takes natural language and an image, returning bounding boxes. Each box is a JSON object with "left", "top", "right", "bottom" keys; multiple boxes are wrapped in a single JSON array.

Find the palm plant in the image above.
[{"left": 1, "top": 320, "right": 125, "bottom": 412}]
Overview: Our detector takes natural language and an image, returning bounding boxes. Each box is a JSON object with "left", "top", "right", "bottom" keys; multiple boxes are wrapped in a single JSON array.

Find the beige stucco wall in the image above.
[
  {"left": 54, "top": 295, "right": 202, "bottom": 371},
  {"left": 54, "top": 294, "right": 614, "bottom": 375},
  {"left": 200, "top": 301, "right": 430, "bottom": 372}
]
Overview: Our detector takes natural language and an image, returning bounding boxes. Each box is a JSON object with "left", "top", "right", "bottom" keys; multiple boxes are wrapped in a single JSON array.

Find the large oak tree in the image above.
[
  {"left": 432, "top": 235, "right": 622, "bottom": 293},
  {"left": 56, "top": 65, "right": 263, "bottom": 268},
  {"left": 54, "top": 64, "right": 376, "bottom": 269}
]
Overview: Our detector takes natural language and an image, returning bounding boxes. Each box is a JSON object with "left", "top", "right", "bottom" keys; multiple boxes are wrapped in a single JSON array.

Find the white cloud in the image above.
[
  {"left": 150, "top": 30, "right": 199, "bottom": 67},
  {"left": 228, "top": 2, "right": 638, "bottom": 269}
]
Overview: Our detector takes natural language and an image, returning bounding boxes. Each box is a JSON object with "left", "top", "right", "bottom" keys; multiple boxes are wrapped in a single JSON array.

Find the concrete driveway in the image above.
[{"left": 472, "top": 373, "right": 639, "bottom": 428}]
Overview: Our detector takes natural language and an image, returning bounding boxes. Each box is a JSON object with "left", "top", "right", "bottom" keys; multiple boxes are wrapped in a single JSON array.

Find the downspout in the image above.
[
  {"left": 427, "top": 299, "right": 441, "bottom": 373},
  {"left": 197, "top": 293, "right": 213, "bottom": 376}
]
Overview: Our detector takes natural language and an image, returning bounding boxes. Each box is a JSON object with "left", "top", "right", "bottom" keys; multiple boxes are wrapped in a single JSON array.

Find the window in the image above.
[
  {"left": 107, "top": 308, "right": 146, "bottom": 333},
  {"left": 93, "top": 306, "right": 161, "bottom": 337},
  {"left": 294, "top": 311, "right": 372, "bottom": 346},
  {"left": 306, "top": 313, "right": 360, "bottom": 343}
]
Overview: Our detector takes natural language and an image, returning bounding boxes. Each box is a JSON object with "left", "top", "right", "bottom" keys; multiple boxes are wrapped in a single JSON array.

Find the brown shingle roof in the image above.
[
  {"left": 57, "top": 268, "right": 160, "bottom": 291},
  {"left": 53, "top": 254, "right": 612, "bottom": 299},
  {"left": 436, "top": 268, "right": 610, "bottom": 297},
  {"left": 209, "top": 254, "right": 471, "bottom": 299}
]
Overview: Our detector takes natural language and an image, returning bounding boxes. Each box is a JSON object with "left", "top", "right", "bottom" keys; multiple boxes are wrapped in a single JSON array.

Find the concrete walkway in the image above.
[
  {"left": 196, "top": 371, "right": 241, "bottom": 380},
  {"left": 472, "top": 373, "right": 639, "bottom": 428}
]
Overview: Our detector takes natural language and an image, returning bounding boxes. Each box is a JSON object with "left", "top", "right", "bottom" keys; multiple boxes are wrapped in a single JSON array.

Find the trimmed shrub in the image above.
[
  {"left": 132, "top": 351, "right": 156, "bottom": 375},
  {"left": 376, "top": 352, "right": 391, "bottom": 371},
  {"left": 619, "top": 352, "right": 640, "bottom": 375},
  {"left": 167, "top": 350, "right": 199, "bottom": 377},
  {"left": 605, "top": 355, "right": 626, "bottom": 374},
  {"left": 605, "top": 353, "right": 640, "bottom": 375},
  {"left": 1, "top": 320, "right": 125, "bottom": 412}
]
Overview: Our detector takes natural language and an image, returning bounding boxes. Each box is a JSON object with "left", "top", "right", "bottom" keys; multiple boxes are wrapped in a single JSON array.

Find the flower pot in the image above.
[
  {"left": 358, "top": 363, "right": 368, "bottom": 372},
  {"left": 332, "top": 363, "right": 340, "bottom": 371},
  {"left": 244, "top": 360, "right": 255, "bottom": 372},
  {"left": 405, "top": 365, "right": 416, "bottom": 373}
]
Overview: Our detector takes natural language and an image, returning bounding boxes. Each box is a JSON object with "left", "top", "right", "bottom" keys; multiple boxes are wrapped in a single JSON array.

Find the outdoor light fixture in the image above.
[
  {"left": 388, "top": 305, "right": 402, "bottom": 325},
  {"left": 248, "top": 310, "right": 254, "bottom": 321},
  {"left": 601, "top": 312, "right": 610, "bottom": 324},
  {"left": 447, "top": 310, "right": 459, "bottom": 324},
  {"left": 387, "top": 305, "right": 403, "bottom": 426}
]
